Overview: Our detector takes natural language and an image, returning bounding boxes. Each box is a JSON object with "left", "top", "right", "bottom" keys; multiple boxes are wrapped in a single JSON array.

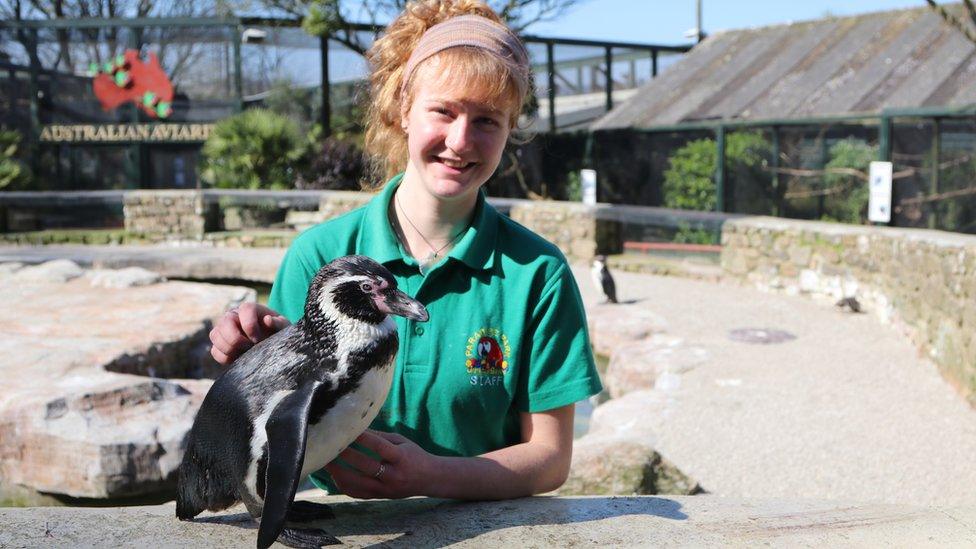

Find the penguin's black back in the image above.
[
  {"left": 176, "top": 368, "right": 254, "bottom": 519},
  {"left": 176, "top": 326, "right": 308, "bottom": 519}
]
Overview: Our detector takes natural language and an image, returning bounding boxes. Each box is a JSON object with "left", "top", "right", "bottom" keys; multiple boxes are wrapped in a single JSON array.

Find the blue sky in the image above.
[{"left": 531, "top": 0, "right": 929, "bottom": 43}]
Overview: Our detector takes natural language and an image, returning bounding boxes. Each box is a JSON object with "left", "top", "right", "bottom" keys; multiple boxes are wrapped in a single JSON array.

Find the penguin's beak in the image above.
[{"left": 375, "top": 289, "right": 429, "bottom": 322}]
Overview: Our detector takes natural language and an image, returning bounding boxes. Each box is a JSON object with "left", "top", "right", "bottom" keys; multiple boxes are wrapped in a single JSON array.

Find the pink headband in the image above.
[{"left": 400, "top": 14, "right": 530, "bottom": 97}]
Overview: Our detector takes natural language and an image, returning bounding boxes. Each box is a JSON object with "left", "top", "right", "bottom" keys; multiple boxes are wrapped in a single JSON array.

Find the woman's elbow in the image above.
[{"left": 533, "top": 448, "right": 573, "bottom": 494}]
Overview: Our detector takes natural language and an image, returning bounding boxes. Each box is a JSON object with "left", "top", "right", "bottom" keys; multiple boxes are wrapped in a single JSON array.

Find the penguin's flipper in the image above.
[
  {"left": 287, "top": 500, "right": 335, "bottom": 522},
  {"left": 257, "top": 381, "right": 327, "bottom": 549}
]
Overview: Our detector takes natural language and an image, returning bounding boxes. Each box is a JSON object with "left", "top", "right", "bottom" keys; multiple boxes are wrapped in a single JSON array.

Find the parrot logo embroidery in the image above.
[
  {"left": 89, "top": 50, "right": 174, "bottom": 119},
  {"left": 465, "top": 328, "right": 510, "bottom": 386}
]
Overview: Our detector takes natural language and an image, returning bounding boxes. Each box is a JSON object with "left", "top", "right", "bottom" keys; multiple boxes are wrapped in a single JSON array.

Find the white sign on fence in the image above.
[
  {"left": 868, "top": 161, "right": 893, "bottom": 224},
  {"left": 581, "top": 169, "right": 597, "bottom": 205}
]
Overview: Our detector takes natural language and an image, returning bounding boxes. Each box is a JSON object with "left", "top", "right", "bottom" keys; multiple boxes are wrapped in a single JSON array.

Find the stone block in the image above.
[{"left": 0, "top": 266, "right": 250, "bottom": 499}]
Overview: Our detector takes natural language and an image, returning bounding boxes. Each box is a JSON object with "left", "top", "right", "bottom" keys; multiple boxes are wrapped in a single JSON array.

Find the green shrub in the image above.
[
  {"left": 296, "top": 136, "right": 366, "bottom": 191},
  {"left": 0, "top": 129, "right": 31, "bottom": 190},
  {"left": 199, "top": 109, "right": 305, "bottom": 190},
  {"left": 822, "top": 137, "right": 877, "bottom": 224},
  {"left": 662, "top": 131, "right": 771, "bottom": 211}
]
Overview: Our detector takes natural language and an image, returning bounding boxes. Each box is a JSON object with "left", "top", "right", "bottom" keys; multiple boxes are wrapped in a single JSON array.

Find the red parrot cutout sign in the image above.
[{"left": 90, "top": 50, "right": 174, "bottom": 119}]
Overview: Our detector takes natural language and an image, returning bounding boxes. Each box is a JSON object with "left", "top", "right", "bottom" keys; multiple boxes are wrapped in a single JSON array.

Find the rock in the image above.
[
  {"left": 12, "top": 259, "right": 84, "bottom": 283},
  {"left": 562, "top": 390, "right": 702, "bottom": 496},
  {"left": 604, "top": 335, "right": 709, "bottom": 398},
  {"left": 561, "top": 431, "right": 701, "bottom": 496},
  {"left": 88, "top": 267, "right": 165, "bottom": 288},
  {"left": 0, "top": 262, "right": 23, "bottom": 277},
  {"left": 0, "top": 378, "right": 211, "bottom": 499},
  {"left": 0, "top": 268, "right": 251, "bottom": 499},
  {"left": 587, "top": 303, "right": 667, "bottom": 357}
]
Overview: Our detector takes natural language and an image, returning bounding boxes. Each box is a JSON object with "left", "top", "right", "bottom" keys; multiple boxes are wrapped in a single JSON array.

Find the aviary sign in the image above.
[
  {"left": 91, "top": 50, "right": 175, "bottom": 119},
  {"left": 39, "top": 124, "right": 215, "bottom": 143}
]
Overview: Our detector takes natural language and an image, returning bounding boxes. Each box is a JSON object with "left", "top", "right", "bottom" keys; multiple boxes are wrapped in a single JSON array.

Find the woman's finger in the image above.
[
  {"left": 337, "top": 447, "right": 381, "bottom": 476},
  {"left": 373, "top": 431, "right": 410, "bottom": 445},
  {"left": 238, "top": 306, "right": 264, "bottom": 343},
  {"left": 212, "top": 322, "right": 251, "bottom": 357},
  {"left": 263, "top": 314, "right": 290, "bottom": 332},
  {"left": 325, "top": 463, "right": 385, "bottom": 498},
  {"left": 355, "top": 431, "right": 402, "bottom": 463}
]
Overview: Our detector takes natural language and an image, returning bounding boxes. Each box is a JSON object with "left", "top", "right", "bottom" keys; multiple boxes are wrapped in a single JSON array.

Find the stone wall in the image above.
[
  {"left": 508, "top": 201, "right": 621, "bottom": 261},
  {"left": 318, "top": 190, "right": 374, "bottom": 221},
  {"left": 123, "top": 191, "right": 216, "bottom": 241},
  {"left": 721, "top": 216, "right": 976, "bottom": 405},
  {"left": 117, "top": 190, "right": 617, "bottom": 260}
]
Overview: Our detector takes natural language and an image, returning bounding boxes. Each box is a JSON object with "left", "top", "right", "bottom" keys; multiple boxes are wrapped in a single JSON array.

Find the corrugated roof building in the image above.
[
  {"left": 595, "top": 5, "right": 976, "bottom": 130},
  {"left": 586, "top": 4, "right": 976, "bottom": 234}
]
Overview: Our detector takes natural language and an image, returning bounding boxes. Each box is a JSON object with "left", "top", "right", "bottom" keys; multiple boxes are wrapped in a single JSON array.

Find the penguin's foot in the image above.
[
  {"left": 287, "top": 500, "right": 335, "bottom": 522},
  {"left": 277, "top": 527, "right": 341, "bottom": 548}
]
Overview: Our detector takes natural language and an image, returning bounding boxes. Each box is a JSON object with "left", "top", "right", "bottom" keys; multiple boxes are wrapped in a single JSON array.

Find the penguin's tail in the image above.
[
  {"left": 176, "top": 436, "right": 240, "bottom": 520},
  {"left": 176, "top": 448, "right": 207, "bottom": 521}
]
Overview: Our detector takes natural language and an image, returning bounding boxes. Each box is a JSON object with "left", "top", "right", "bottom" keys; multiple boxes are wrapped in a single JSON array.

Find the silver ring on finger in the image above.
[{"left": 373, "top": 462, "right": 386, "bottom": 480}]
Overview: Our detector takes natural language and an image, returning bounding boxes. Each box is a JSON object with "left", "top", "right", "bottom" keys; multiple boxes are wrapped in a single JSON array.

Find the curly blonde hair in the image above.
[{"left": 362, "top": 0, "right": 533, "bottom": 187}]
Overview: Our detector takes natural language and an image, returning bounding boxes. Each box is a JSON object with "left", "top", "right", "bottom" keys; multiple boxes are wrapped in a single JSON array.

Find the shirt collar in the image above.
[{"left": 356, "top": 173, "right": 497, "bottom": 272}]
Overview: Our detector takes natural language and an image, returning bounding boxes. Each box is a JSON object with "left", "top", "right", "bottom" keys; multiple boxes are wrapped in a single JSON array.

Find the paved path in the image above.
[
  {"left": 571, "top": 265, "right": 976, "bottom": 507},
  {"left": 1, "top": 495, "right": 974, "bottom": 547}
]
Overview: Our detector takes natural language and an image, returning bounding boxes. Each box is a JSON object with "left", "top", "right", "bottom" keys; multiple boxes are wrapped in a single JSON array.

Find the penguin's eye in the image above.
[{"left": 360, "top": 282, "right": 373, "bottom": 293}]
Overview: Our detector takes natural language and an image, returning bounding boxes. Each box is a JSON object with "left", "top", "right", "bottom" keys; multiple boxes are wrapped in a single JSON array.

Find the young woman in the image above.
[{"left": 209, "top": 0, "right": 601, "bottom": 500}]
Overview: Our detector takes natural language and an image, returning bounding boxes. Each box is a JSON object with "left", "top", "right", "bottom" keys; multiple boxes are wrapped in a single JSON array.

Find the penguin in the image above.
[
  {"left": 835, "top": 296, "right": 862, "bottom": 313},
  {"left": 176, "top": 255, "right": 428, "bottom": 549},
  {"left": 591, "top": 254, "right": 617, "bottom": 304}
]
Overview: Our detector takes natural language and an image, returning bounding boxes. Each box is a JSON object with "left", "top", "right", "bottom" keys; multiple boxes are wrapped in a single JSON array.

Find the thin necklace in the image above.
[{"left": 395, "top": 192, "right": 467, "bottom": 273}]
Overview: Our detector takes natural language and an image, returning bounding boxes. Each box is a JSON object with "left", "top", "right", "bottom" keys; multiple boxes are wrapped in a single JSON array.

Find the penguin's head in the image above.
[{"left": 306, "top": 255, "right": 429, "bottom": 325}]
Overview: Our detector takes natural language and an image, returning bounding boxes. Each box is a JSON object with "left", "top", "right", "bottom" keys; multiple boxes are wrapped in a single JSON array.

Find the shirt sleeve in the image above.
[{"left": 515, "top": 262, "right": 603, "bottom": 413}]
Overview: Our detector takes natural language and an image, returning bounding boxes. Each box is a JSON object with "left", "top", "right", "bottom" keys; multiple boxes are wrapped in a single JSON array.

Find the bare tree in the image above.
[
  {"left": 0, "top": 0, "right": 234, "bottom": 96},
  {"left": 926, "top": 0, "right": 976, "bottom": 44},
  {"left": 249, "top": 0, "right": 585, "bottom": 55}
]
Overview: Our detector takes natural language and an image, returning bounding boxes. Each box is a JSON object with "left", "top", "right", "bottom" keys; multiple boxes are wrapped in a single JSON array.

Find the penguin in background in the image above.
[
  {"left": 176, "top": 255, "right": 428, "bottom": 549},
  {"left": 591, "top": 254, "right": 618, "bottom": 304}
]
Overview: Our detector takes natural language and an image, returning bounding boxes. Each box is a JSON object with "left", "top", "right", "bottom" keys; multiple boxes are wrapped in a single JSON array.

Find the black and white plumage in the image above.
[
  {"left": 835, "top": 296, "right": 862, "bottom": 313},
  {"left": 176, "top": 255, "right": 428, "bottom": 549},
  {"left": 591, "top": 255, "right": 617, "bottom": 304}
]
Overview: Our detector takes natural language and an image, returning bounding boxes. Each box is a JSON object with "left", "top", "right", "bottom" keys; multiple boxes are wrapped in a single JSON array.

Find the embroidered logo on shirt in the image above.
[{"left": 465, "top": 328, "right": 510, "bottom": 386}]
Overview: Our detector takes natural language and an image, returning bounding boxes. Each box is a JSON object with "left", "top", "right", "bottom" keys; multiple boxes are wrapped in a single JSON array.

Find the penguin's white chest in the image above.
[
  {"left": 299, "top": 360, "right": 395, "bottom": 479},
  {"left": 591, "top": 263, "right": 604, "bottom": 293}
]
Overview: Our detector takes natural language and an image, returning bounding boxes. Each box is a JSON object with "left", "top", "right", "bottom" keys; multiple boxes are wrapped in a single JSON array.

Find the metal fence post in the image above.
[
  {"left": 878, "top": 115, "right": 891, "bottom": 162},
  {"left": 930, "top": 117, "right": 941, "bottom": 229},
  {"left": 771, "top": 126, "right": 781, "bottom": 216},
  {"left": 604, "top": 46, "right": 613, "bottom": 112},
  {"left": 546, "top": 41, "right": 556, "bottom": 133},
  {"left": 26, "top": 28, "right": 41, "bottom": 180},
  {"left": 320, "top": 35, "right": 331, "bottom": 137},
  {"left": 715, "top": 124, "right": 726, "bottom": 212},
  {"left": 233, "top": 23, "right": 243, "bottom": 113}
]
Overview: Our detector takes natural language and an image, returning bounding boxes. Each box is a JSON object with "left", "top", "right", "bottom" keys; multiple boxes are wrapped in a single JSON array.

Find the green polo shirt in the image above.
[{"left": 268, "top": 174, "right": 601, "bottom": 492}]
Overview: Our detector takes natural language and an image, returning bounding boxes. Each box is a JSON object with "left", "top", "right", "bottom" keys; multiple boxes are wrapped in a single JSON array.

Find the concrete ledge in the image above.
[{"left": 2, "top": 495, "right": 974, "bottom": 547}]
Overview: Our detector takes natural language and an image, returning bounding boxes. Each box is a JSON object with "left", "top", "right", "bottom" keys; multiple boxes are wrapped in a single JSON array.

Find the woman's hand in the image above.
[
  {"left": 324, "top": 430, "right": 439, "bottom": 500},
  {"left": 209, "top": 302, "right": 290, "bottom": 365}
]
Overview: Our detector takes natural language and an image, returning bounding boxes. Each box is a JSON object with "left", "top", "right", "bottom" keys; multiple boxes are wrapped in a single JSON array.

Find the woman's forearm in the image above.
[{"left": 423, "top": 439, "right": 571, "bottom": 500}]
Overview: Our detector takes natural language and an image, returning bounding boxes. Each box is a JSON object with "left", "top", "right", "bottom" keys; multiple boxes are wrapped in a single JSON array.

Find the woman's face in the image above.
[{"left": 401, "top": 72, "right": 513, "bottom": 204}]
